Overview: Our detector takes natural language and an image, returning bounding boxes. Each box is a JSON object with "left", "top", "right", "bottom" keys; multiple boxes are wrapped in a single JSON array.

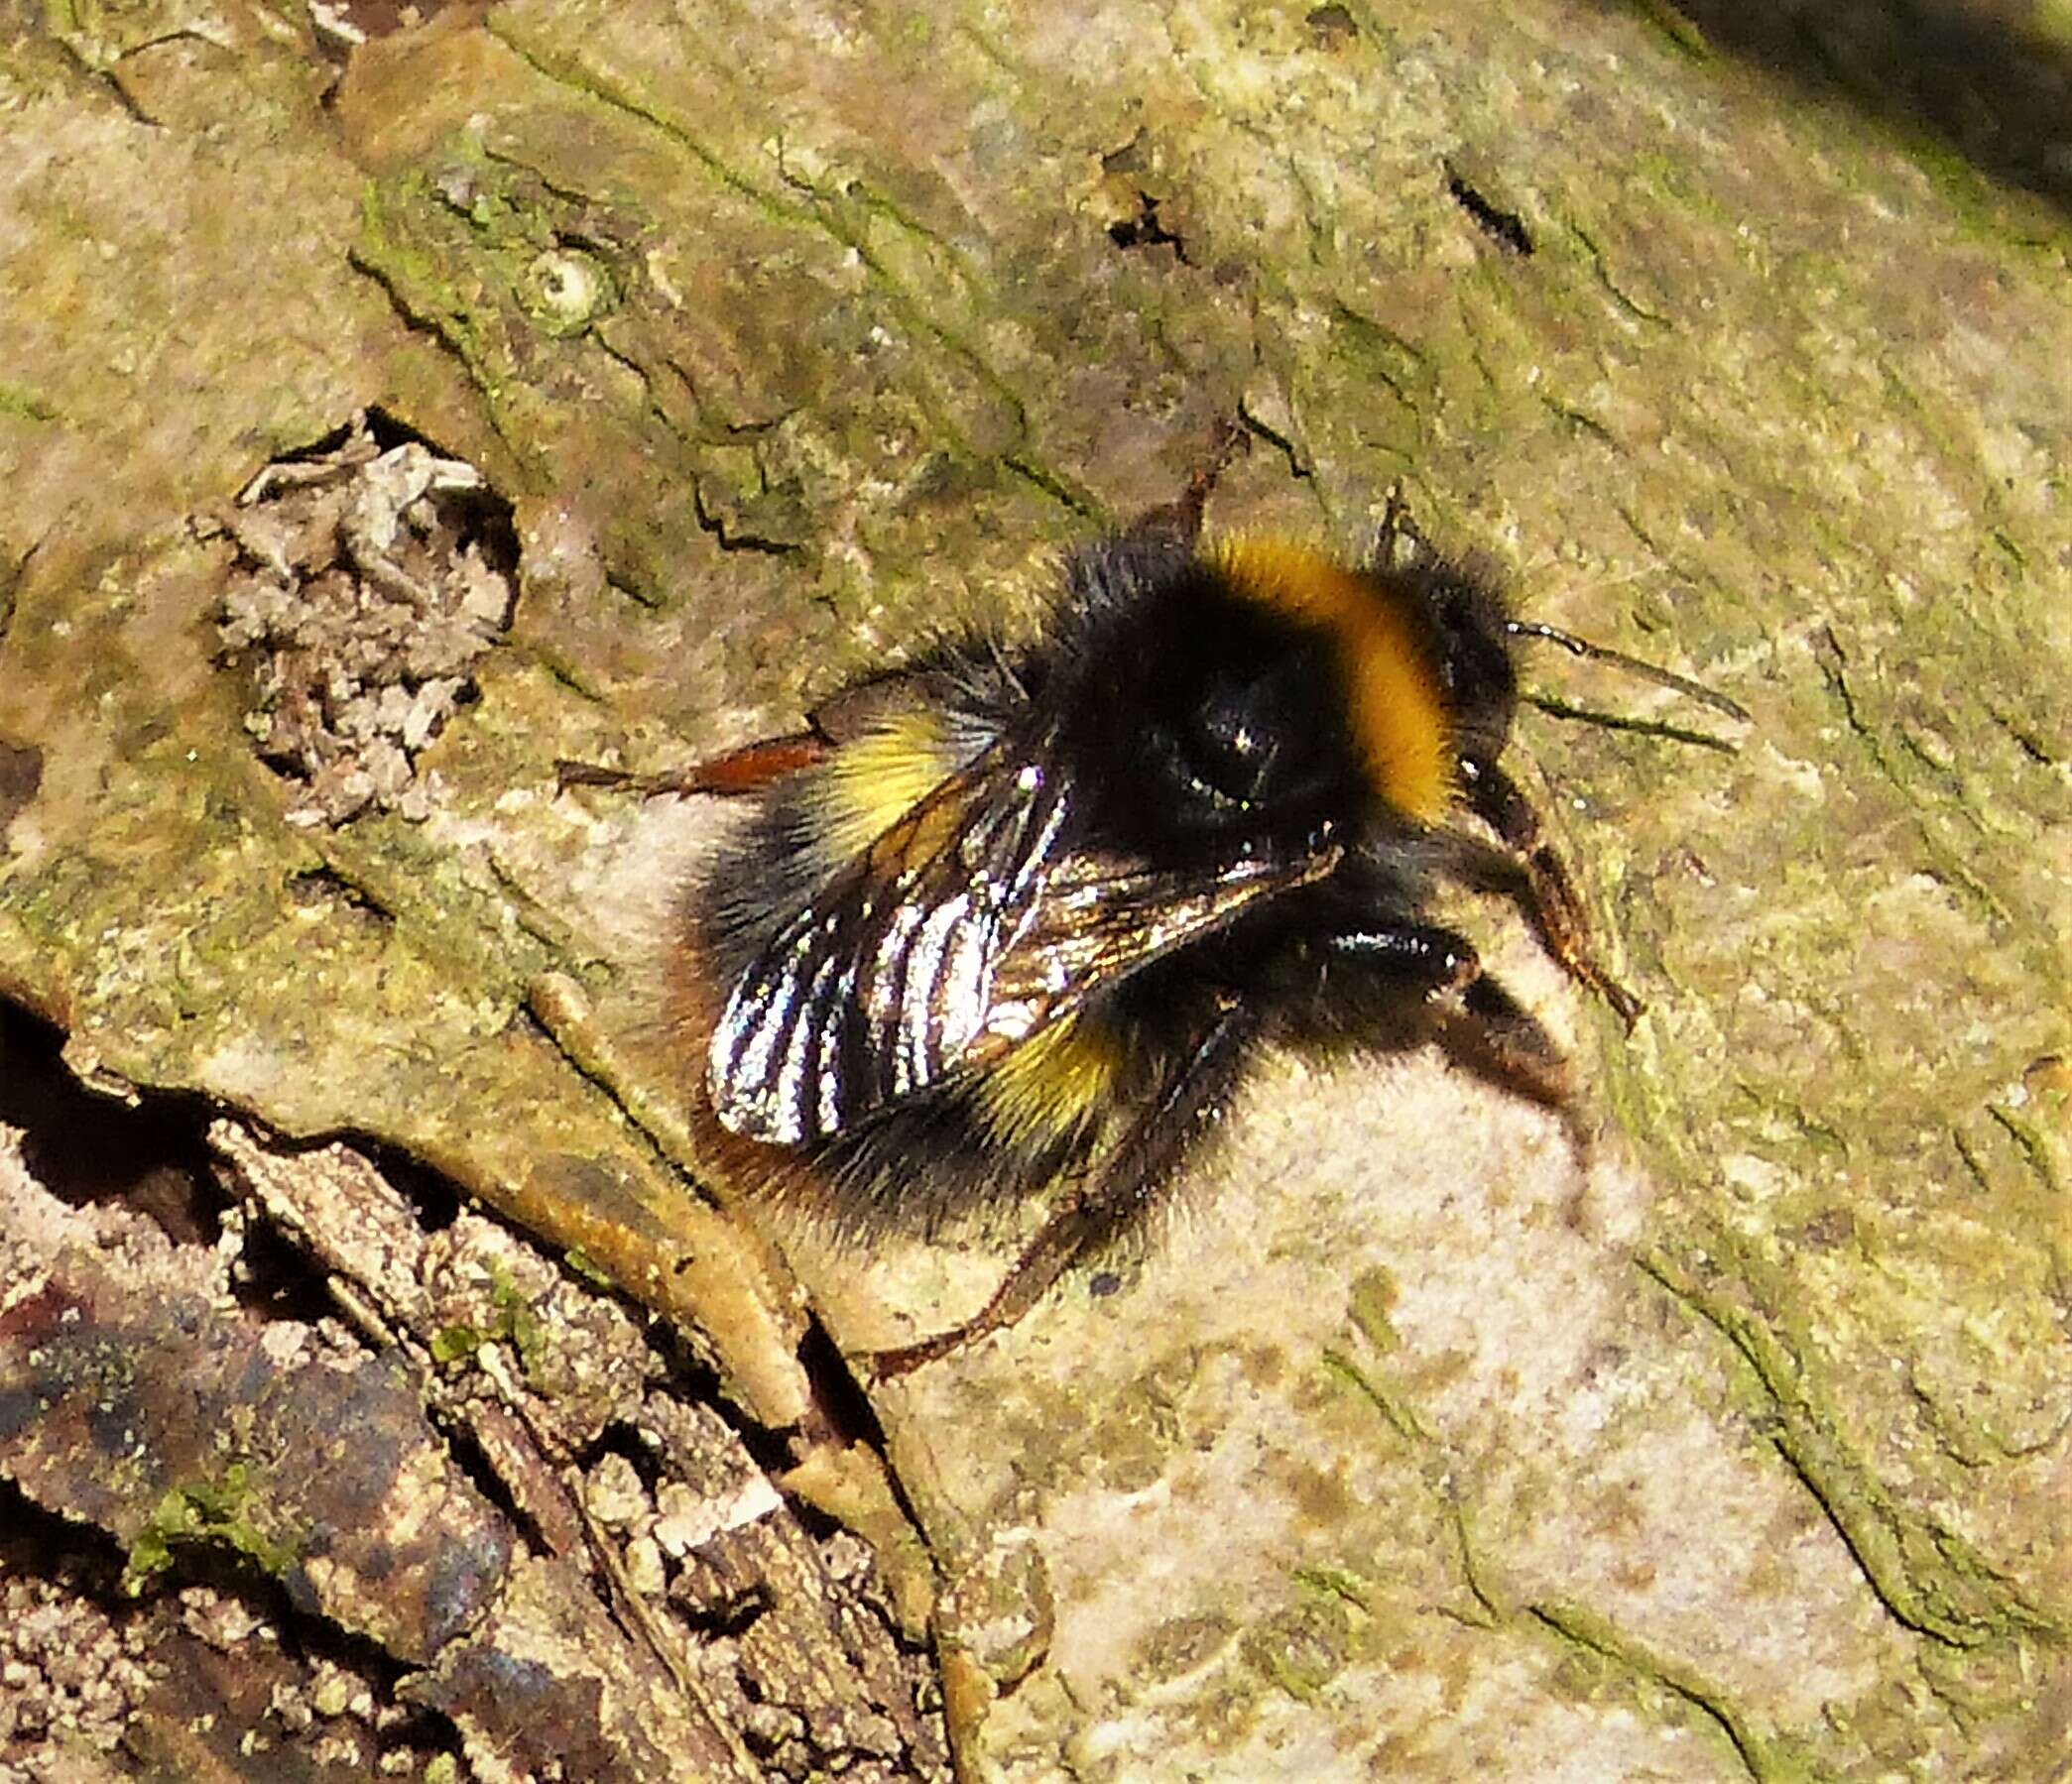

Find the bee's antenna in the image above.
[{"left": 1506, "top": 620, "right": 1750, "bottom": 722}]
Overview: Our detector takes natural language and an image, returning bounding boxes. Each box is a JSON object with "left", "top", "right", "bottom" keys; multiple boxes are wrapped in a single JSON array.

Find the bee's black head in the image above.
[{"left": 1398, "top": 554, "right": 1518, "bottom": 768}]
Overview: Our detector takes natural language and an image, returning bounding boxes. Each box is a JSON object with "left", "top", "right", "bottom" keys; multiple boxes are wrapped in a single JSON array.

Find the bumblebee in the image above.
[{"left": 578, "top": 486, "right": 1739, "bottom": 1373}]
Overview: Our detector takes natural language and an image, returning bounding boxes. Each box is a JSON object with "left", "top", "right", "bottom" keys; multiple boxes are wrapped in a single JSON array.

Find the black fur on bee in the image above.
[{"left": 608, "top": 492, "right": 1732, "bottom": 1373}]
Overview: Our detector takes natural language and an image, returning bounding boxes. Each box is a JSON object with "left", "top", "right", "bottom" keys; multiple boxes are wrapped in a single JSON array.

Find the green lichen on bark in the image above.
[
  {"left": 122, "top": 1462, "right": 302, "bottom": 1595},
  {"left": 1644, "top": 1241, "right": 2062, "bottom": 1651},
  {"left": 1527, "top": 1599, "right": 1802, "bottom": 1784}
]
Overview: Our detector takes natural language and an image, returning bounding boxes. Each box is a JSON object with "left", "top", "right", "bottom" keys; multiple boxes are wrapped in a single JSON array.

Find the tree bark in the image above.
[{"left": 1, "top": 2, "right": 2067, "bottom": 1779}]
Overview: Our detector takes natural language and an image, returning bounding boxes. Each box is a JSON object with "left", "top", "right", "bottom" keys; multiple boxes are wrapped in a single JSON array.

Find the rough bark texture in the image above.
[{"left": 1, "top": 2, "right": 2068, "bottom": 1780}]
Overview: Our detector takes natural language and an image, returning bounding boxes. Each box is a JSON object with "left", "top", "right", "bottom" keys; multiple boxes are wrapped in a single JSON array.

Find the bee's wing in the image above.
[
  {"left": 707, "top": 749, "right": 1337, "bottom": 1144},
  {"left": 970, "top": 842, "right": 1341, "bottom": 1059}
]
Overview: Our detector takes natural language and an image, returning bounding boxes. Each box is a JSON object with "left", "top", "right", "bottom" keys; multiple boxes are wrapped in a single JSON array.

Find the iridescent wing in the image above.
[{"left": 707, "top": 746, "right": 1338, "bottom": 1145}]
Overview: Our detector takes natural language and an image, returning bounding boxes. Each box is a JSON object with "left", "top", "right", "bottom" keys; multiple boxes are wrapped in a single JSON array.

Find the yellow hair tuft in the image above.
[
  {"left": 816, "top": 708, "right": 969, "bottom": 858},
  {"left": 975, "top": 1014, "right": 1120, "bottom": 1150}
]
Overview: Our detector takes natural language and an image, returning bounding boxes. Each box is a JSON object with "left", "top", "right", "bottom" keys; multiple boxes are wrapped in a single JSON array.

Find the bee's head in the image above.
[{"left": 1402, "top": 556, "right": 1518, "bottom": 768}]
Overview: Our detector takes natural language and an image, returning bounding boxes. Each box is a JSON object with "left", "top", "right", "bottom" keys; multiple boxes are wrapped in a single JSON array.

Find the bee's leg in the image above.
[
  {"left": 1458, "top": 760, "right": 1645, "bottom": 1027},
  {"left": 1121, "top": 416, "right": 1250, "bottom": 548},
  {"left": 866, "top": 1002, "right": 1261, "bottom": 1377},
  {"left": 682, "top": 732, "right": 834, "bottom": 792},
  {"left": 1372, "top": 483, "right": 1430, "bottom": 572},
  {"left": 1429, "top": 963, "right": 1574, "bottom": 1108},
  {"left": 555, "top": 730, "right": 831, "bottom": 800},
  {"left": 1313, "top": 923, "right": 1570, "bottom": 1104}
]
